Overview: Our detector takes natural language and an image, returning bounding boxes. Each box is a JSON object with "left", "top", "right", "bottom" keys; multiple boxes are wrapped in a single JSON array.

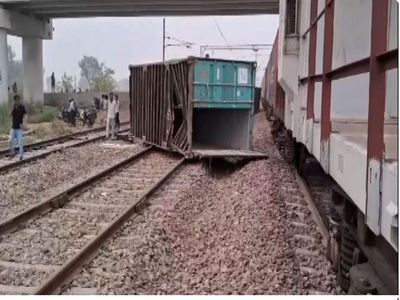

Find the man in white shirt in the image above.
[{"left": 106, "top": 93, "right": 116, "bottom": 139}]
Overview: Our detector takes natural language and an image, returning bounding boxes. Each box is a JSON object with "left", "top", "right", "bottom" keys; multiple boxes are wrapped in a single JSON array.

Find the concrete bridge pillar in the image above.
[
  {"left": 22, "top": 37, "right": 44, "bottom": 107},
  {"left": 0, "top": 29, "right": 8, "bottom": 105}
]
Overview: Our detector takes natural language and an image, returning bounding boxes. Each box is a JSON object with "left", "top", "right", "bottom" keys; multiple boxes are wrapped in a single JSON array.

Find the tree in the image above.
[
  {"left": 78, "top": 55, "right": 101, "bottom": 90},
  {"left": 79, "top": 56, "right": 116, "bottom": 92},
  {"left": 93, "top": 64, "right": 116, "bottom": 91},
  {"left": 61, "top": 72, "right": 74, "bottom": 92}
]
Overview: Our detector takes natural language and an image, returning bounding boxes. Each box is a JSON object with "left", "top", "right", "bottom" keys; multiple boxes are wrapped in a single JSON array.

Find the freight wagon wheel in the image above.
[
  {"left": 338, "top": 227, "right": 357, "bottom": 291},
  {"left": 285, "top": 138, "right": 295, "bottom": 164}
]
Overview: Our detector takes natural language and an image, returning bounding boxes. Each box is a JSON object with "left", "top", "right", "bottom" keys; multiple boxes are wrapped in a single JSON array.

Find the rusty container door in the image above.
[{"left": 129, "top": 59, "right": 192, "bottom": 155}]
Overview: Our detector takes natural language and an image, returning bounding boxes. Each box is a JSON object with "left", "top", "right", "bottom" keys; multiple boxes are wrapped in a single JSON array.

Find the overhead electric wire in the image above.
[
  {"left": 212, "top": 17, "right": 236, "bottom": 59},
  {"left": 146, "top": 19, "right": 195, "bottom": 46}
]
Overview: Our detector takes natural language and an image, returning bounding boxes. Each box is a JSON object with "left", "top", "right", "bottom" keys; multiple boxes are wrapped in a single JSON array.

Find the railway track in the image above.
[
  {"left": 284, "top": 158, "right": 342, "bottom": 294},
  {"left": 0, "top": 121, "right": 129, "bottom": 157},
  {"left": 0, "top": 148, "right": 185, "bottom": 295},
  {"left": 276, "top": 165, "right": 335, "bottom": 295},
  {"left": 0, "top": 122, "right": 130, "bottom": 173}
]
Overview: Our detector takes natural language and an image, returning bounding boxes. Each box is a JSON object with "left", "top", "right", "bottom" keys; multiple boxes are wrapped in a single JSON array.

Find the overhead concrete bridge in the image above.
[{"left": 0, "top": 0, "right": 279, "bottom": 105}]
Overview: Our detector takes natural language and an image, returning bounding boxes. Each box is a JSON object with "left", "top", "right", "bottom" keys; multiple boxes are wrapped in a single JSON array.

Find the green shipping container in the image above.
[
  {"left": 193, "top": 58, "right": 256, "bottom": 109},
  {"left": 129, "top": 57, "right": 265, "bottom": 158}
]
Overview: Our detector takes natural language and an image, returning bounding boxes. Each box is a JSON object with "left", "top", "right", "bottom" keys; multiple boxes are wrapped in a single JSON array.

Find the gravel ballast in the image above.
[
  {"left": 63, "top": 112, "right": 338, "bottom": 295},
  {"left": 0, "top": 141, "right": 142, "bottom": 220}
]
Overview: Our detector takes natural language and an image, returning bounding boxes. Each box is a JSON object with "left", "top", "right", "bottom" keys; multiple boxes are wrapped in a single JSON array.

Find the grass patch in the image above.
[
  {"left": 28, "top": 106, "right": 58, "bottom": 124},
  {"left": 30, "top": 119, "right": 75, "bottom": 140},
  {"left": 0, "top": 103, "right": 11, "bottom": 135}
]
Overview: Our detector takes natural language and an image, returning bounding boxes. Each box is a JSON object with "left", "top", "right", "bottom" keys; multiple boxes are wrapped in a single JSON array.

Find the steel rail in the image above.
[
  {"left": 295, "top": 172, "right": 329, "bottom": 247},
  {"left": 0, "top": 121, "right": 130, "bottom": 157},
  {"left": 0, "top": 126, "right": 130, "bottom": 173},
  {"left": 35, "top": 156, "right": 186, "bottom": 295},
  {"left": 0, "top": 146, "right": 153, "bottom": 236}
]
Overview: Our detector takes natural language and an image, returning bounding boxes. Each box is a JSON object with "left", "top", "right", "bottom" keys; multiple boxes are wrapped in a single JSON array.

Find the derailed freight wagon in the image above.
[{"left": 129, "top": 57, "right": 265, "bottom": 158}]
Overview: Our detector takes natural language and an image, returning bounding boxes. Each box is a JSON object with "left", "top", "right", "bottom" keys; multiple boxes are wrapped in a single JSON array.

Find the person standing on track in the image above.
[
  {"left": 51, "top": 72, "right": 56, "bottom": 93},
  {"left": 114, "top": 94, "right": 120, "bottom": 135},
  {"left": 68, "top": 97, "right": 78, "bottom": 127},
  {"left": 9, "top": 94, "right": 27, "bottom": 160},
  {"left": 106, "top": 92, "right": 116, "bottom": 139}
]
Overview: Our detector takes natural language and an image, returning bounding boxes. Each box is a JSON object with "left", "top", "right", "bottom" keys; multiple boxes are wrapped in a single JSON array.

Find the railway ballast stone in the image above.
[
  {"left": 64, "top": 113, "right": 338, "bottom": 295},
  {"left": 0, "top": 141, "right": 142, "bottom": 220}
]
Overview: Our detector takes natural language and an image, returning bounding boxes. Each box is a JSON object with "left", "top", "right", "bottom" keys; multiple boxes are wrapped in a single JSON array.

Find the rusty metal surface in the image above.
[
  {"left": 320, "top": 0, "right": 334, "bottom": 142},
  {"left": 366, "top": 0, "right": 390, "bottom": 235},
  {"left": 130, "top": 60, "right": 191, "bottom": 154}
]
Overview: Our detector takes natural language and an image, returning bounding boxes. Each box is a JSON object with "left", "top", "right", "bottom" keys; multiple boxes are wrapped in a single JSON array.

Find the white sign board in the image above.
[{"left": 238, "top": 67, "right": 248, "bottom": 84}]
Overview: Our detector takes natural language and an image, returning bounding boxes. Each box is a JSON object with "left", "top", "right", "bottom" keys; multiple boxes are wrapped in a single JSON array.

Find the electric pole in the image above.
[{"left": 162, "top": 18, "right": 166, "bottom": 61}]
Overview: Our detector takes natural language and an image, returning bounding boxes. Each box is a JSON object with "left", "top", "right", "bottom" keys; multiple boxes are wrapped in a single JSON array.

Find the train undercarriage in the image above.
[{"left": 267, "top": 108, "right": 398, "bottom": 295}]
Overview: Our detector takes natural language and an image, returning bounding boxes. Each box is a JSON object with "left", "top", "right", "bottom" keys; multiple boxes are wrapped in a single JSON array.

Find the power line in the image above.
[
  {"left": 162, "top": 18, "right": 195, "bottom": 61},
  {"left": 211, "top": 17, "right": 235, "bottom": 58},
  {"left": 147, "top": 19, "right": 195, "bottom": 47},
  {"left": 166, "top": 35, "right": 194, "bottom": 45}
]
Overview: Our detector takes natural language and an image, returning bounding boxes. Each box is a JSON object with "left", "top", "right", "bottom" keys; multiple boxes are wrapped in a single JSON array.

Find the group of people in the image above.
[
  {"left": 7, "top": 90, "right": 121, "bottom": 161},
  {"left": 92, "top": 93, "right": 121, "bottom": 139}
]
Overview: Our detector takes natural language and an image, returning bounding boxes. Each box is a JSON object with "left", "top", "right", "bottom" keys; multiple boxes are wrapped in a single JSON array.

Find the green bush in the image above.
[
  {"left": 0, "top": 104, "right": 58, "bottom": 135},
  {"left": 0, "top": 103, "right": 11, "bottom": 135},
  {"left": 28, "top": 106, "right": 58, "bottom": 124}
]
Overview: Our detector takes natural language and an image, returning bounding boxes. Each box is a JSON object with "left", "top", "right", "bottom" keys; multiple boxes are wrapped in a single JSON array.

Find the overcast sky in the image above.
[{"left": 8, "top": 15, "right": 278, "bottom": 86}]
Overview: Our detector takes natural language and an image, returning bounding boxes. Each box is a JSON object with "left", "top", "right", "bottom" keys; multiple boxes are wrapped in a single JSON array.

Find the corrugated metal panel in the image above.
[{"left": 130, "top": 60, "right": 191, "bottom": 154}]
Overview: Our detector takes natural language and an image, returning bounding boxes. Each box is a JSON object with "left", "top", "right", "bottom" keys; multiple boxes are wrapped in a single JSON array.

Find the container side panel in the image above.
[
  {"left": 317, "top": 0, "right": 325, "bottom": 14},
  {"left": 312, "top": 122, "right": 321, "bottom": 161},
  {"left": 388, "top": 0, "right": 398, "bottom": 51},
  {"left": 385, "top": 69, "right": 398, "bottom": 120},
  {"left": 332, "top": 0, "right": 372, "bottom": 70},
  {"left": 193, "top": 58, "right": 255, "bottom": 109},
  {"left": 331, "top": 73, "right": 370, "bottom": 121},
  {"left": 329, "top": 133, "right": 367, "bottom": 213},
  {"left": 313, "top": 82, "right": 322, "bottom": 121},
  {"left": 380, "top": 161, "right": 398, "bottom": 251},
  {"left": 315, "top": 15, "right": 324, "bottom": 75}
]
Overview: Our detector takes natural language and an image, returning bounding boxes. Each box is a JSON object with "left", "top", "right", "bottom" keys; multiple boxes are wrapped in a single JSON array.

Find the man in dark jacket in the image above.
[{"left": 9, "top": 94, "right": 26, "bottom": 160}]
